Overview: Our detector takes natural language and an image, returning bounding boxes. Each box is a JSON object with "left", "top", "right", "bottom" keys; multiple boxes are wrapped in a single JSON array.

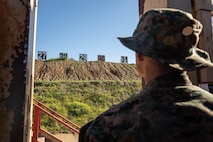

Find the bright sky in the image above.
[{"left": 35, "top": 1, "right": 139, "bottom": 64}]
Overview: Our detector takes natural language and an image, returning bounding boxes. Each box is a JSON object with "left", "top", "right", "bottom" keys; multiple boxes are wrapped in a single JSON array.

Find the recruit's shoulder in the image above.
[
  {"left": 184, "top": 84, "right": 213, "bottom": 100},
  {"left": 78, "top": 91, "right": 146, "bottom": 141}
]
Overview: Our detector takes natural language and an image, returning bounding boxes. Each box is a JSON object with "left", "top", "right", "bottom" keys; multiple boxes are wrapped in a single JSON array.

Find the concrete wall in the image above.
[{"left": 0, "top": 0, "right": 36, "bottom": 141}]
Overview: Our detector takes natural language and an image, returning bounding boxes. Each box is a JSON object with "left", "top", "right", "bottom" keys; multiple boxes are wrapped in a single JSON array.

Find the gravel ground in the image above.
[{"left": 54, "top": 133, "right": 79, "bottom": 142}]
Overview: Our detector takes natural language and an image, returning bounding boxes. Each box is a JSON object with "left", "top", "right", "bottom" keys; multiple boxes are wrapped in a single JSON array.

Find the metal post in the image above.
[
  {"left": 32, "top": 106, "right": 41, "bottom": 142},
  {"left": 24, "top": 0, "right": 38, "bottom": 141}
]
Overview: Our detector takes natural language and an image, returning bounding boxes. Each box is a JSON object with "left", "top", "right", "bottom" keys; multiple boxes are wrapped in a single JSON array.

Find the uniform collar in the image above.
[{"left": 143, "top": 71, "right": 192, "bottom": 90}]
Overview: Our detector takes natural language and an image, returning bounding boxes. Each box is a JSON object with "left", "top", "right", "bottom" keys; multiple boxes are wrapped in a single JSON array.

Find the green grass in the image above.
[{"left": 34, "top": 80, "right": 142, "bottom": 133}]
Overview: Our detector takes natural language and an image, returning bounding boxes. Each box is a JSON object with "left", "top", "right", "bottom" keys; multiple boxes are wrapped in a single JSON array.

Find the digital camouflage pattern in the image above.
[
  {"left": 79, "top": 72, "right": 213, "bottom": 142},
  {"left": 118, "top": 8, "right": 213, "bottom": 71}
]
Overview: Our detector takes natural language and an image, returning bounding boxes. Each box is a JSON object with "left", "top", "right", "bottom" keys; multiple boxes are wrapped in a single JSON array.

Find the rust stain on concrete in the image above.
[
  {"left": 0, "top": 0, "right": 29, "bottom": 141},
  {"left": 0, "top": 105, "right": 14, "bottom": 141},
  {"left": 0, "top": 0, "right": 27, "bottom": 98}
]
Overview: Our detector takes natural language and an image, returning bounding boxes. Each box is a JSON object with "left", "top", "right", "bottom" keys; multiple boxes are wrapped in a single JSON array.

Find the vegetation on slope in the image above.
[{"left": 34, "top": 80, "right": 142, "bottom": 133}]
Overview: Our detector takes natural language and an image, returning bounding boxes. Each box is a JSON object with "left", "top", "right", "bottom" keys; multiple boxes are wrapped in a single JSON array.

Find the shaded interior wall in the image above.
[
  {"left": 194, "top": 0, "right": 213, "bottom": 83},
  {"left": 168, "top": 0, "right": 192, "bottom": 13},
  {"left": 0, "top": 0, "right": 30, "bottom": 141}
]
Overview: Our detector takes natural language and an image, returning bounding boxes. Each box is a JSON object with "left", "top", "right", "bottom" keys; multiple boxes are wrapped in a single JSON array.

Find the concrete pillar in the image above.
[{"left": 0, "top": 0, "right": 37, "bottom": 141}]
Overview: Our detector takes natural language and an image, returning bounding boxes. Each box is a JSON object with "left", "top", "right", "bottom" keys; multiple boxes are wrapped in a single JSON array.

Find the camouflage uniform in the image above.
[
  {"left": 79, "top": 8, "right": 213, "bottom": 142},
  {"left": 79, "top": 72, "right": 213, "bottom": 142}
]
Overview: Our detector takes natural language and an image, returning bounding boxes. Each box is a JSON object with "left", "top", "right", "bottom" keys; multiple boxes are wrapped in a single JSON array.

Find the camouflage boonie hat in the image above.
[{"left": 118, "top": 8, "right": 213, "bottom": 70}]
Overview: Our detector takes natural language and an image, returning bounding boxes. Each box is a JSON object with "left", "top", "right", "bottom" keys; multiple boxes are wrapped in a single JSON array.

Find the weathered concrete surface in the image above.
[{"left": 0, "top": 0, "right": 30, "bottom": 141}]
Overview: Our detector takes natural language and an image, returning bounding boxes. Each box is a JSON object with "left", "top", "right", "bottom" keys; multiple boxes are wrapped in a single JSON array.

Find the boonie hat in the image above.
[{"left": 118, "top": 8, "right": 213, "bottom": 71}]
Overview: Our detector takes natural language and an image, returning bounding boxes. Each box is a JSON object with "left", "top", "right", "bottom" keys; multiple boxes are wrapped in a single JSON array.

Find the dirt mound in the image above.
[{"left": 34, "top": 60, "right": 141, "bottom": 81}]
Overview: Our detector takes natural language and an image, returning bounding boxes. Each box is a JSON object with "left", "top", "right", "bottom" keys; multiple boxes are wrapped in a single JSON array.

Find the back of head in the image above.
[{"left": 136, "top": 52, "right": 182, "bottom": 84}]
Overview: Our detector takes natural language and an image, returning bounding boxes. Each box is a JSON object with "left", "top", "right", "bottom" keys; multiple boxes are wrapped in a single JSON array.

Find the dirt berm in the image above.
[{"left": 34, "top": 60, "right": 141, "bottom": 81}]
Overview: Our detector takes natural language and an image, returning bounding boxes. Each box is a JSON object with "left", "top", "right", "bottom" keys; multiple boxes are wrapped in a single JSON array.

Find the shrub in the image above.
[
  {"left": 66, "top": 102, "right": 92, "bottom": 117},
  {"left": 34, "top": 80, "right": 142, "bottom": 130}
]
